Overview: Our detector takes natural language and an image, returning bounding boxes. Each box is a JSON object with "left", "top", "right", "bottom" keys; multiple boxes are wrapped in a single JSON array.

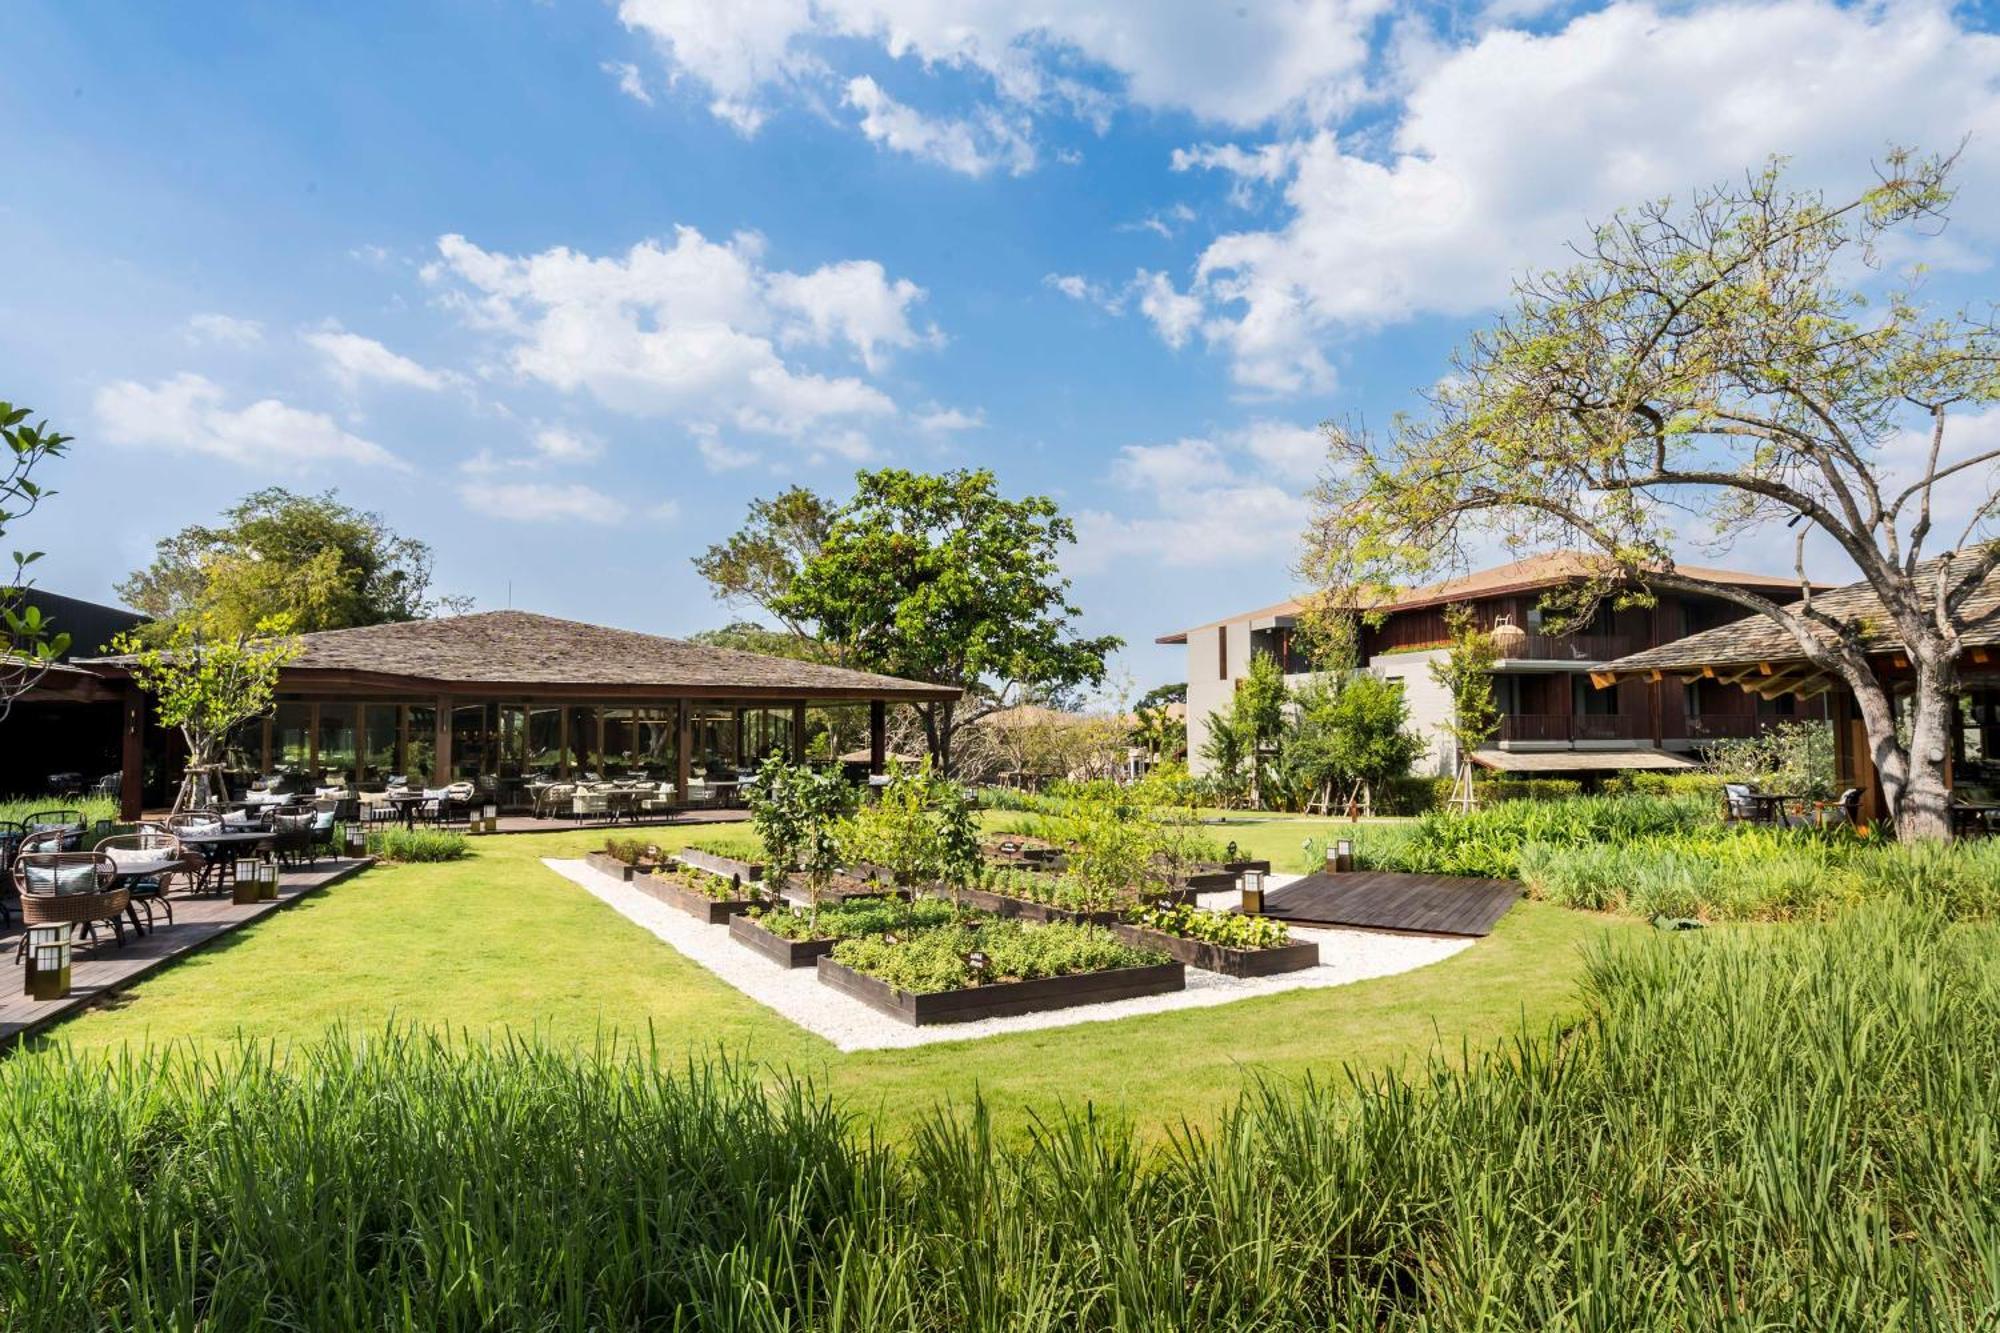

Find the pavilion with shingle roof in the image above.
[{"left": 79, "top": 610, "right": 956, "bottom": 818}]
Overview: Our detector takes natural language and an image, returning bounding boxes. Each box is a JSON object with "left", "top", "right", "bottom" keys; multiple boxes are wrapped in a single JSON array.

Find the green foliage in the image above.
[
  {"left": 0, "top": 399, "right": 74, "bottom": 721},
  {"left": 1703, "top": 720, "right": 1838, "bottom": 801},
  {"left": 690, "top": 486, "right": 834, "bottom": 643},
  {"left": 365, "top": 827, "right": 468, "bottom": 862},
  {"left": 0, "top": 794, "right": 118, "bottom": 828},
  {"left": 1600, "top": 771, "right": 1725, "bottom": 797},
  {"left": 830, "top": 919, "right": 1162, "bottom": 993},
  {"left": 1051, "top": 780, "right": 1155, "bottom": 901},
  {"left": 1428, "top": 606, "right": 1499, "bottom": 798},
  {"left": 1307, "top": 793, "right": 1717, "bottom": 879},
  {"left": 117, "top": 487, "right": 467, "bottom": 638},
  {"left": 601, "top": 836, "right": 665, "bottom": 866},
  {"left": 1199, "top": 650, "right": 1288, "bottom": 806},
  {"left": 748, "top": 758, "right": 856, "bottom": 924},
  {"left": 1131, "top": 903, "right": 1293, "bottom": 950},
  {"left": 1277, "top": 672, "right": 1426, "bottom": 808},
  {"left": 748, "top": 896, "right": 961, "bottom": 942},
  {"left": 10, "top": 902, "right": 2000, "bottom": 1326},
  {"left": 112, "top": 611, "right": 300, "bottom": 783}
]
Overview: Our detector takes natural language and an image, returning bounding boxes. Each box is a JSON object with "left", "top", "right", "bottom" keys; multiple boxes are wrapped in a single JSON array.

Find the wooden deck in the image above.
[
  {"left": 0, "top": 858, "right": 374, "bottom": 1048},
  {"left": 1257, "top": 870, "right": 1522, "bottom": 938}
]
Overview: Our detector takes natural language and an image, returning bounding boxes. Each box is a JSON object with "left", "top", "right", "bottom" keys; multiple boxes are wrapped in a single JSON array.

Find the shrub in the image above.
[
  {"left": 602, "top": 835, "right": 664, "bottom": 865},
  {"left": 1601, "top": 770, "right": 1725, "bottom": 797},
  {"left": 365, "top": 827, "right": 468, "bottom": 862},
  {"left": 1130, "top": 903, "right": 1292, "bottom": 950},
  {"left": 830, "top": 920, "right": 1163, "bottom": 992},
  {"left": 0, "top": 794, "right": 118, "bottom": 827},
  {"left": 747, "top": 897, "right": 960, "bottom": 942},
  {"left": 1305, "top": 793, "right": 1718, "bottom": 879}
]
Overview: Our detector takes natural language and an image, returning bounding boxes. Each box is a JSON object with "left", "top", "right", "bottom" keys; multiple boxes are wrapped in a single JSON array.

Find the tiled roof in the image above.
[
  {"left": 81, "top": 610, "right": 958, "bottom": 700},
  {"left": 1600, "top": 551, "right": 2000, "bottom": 677},
  {"left": 1156, "top": 551, "right": 1815, "bottom": 644}
]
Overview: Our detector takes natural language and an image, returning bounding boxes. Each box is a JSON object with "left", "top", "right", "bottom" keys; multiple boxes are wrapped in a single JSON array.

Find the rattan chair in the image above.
[
  {"left": 95, "top": 826, "right": 188, "bottom": 928},
  {"left": 12, "top": 850, "right": 134, "bottom": 956}
]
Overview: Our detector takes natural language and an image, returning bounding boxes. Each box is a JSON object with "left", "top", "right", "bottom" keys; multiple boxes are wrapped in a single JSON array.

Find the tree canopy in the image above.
[
  {"left": 1301, "top": 149, "right": 2000, "bottom": 839},
  {"left": 118, "top": 488, "right": 468, "bottom": 638},
  {"left": 0, "top": 399, "right": 73, "bottom": 724},
  {"left": 699, "top": 468, "right": 1121, "bottom": 774}
]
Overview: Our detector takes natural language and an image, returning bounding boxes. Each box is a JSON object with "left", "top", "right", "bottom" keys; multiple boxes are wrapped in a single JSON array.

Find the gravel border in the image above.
[{"left": 547, "top": 859, "right": 1476, "bottom": 1052}]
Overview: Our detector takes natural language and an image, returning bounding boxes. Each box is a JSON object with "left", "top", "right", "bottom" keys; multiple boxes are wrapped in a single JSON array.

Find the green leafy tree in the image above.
[
  {"left": 1285, "top": 673, "right": 1425, "bottom": 813},
  {"left": 712, "top": 468, "right": 1119, "bottom": 777},
  {"left": 0, "top": 400, "right": 74, "bottom": 724},
  {"left": 932, "top": 777, "right": 983, "bottom": 920},
  {"left": 1131, "top": 682, "right": 1188, "bottom": 764},
  {"left": 748, "top": 756, "right": 856, "bottom": 929},
  {"left": 1203, "top": 652, "right": 1289, "bottom": 809},
  {"left": 1130, "top": 761, "right": 1220, "bottom": 888},
  {"left": 1302, "top": 151, "right": 1997, "bottom": 840},
  {"left": 1429, "top": 608, "right": 1500, "bottom": 813},
  {"left": 118, "top": 487, "right": 468, "bottom": 638},
  {"left": 112, "top": 612, "right": 300, "bottom": 811}
]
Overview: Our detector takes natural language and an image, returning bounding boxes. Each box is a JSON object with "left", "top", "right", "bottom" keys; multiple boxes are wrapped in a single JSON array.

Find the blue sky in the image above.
[{"left": 6, "top": 0, "right": 2000, "bottom": 692}]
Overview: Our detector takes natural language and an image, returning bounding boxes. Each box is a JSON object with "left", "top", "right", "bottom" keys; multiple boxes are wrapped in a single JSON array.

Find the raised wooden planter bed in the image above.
[
  {"left": 1109, "top": 922, "right": 1320, "bottom": 978},
  {"left": 776, "top": 877, "right": 909, "bottom": 910},
  {"left": 636, "top": 872, "right": 761, "bottom": 925},
  {"left": 729, "top": 913, "right": 837, "bottom": 967},
  {"left": 675, "top": 847, "right": 764, "bottom": 884},
  {"left": 942, "top": 884, "right": 1123, "bottom": 926},
  {"left": 816, "top": 956, "right": 1186, "bottom": 1026},
  {"left": 585, "top": 849, "right": 650, "bottom": 881},
  {"left": 1177, "top": 871, "right": 1240, "bottom": 893}
]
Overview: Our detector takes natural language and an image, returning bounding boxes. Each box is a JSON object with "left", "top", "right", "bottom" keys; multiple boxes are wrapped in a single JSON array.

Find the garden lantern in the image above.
[
  {"left": 343, "top": 821, "right": 368, "bottom": 857},
  {"left": 258, "top": 858, "right": 281, "bottom": 902},
  {"left": 1332, "top": 839, "right": 1355, "bottom": 873},
  {"left": 233, "top": 856, "right": 263, "bottom": 905},
  {"left": 1240, "top": 868, "right": 1266, "bottom": 916},
  {"left": 481, "top": 801, "right": 498, "bottom": 833},
  {"left": 24, "top": 923, "right": 73, "bottom": 1000}
]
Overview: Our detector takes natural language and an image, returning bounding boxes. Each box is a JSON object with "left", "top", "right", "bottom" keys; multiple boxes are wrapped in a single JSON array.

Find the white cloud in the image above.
[
  {"left": 183, "top": 313, "right": 264, "bottom": 348},
  {"left": 603, "top": 60, "right": 655, "bottom": 105},
  {"left": 1044, "top": 272, "right": 1116, "bottom": 309},
  {"left": 531, "top": 425, "right": 602, "bottom": 463},
  {"left": 914, "top": 405, "right": 984, "bottom": 433},
  {"left": 304, "top": 323, "right": 452, "bottom": 391},
  {"left": 1169, "top": 1, "right": 2000, "bottom": 393},
  {"left": 844, "top": 76, "right": 1035, "bottom": 176},
  {"left": 426, "top": 227, "right": 923, "bottom": 442},
  {"left": 94, "top": 373, "right": 402, "bottom": 470},
  {"left": 616, "top": 0, "right": 1383, "bottom": 149},
  {"left": 1072, "top": 422, "right": 1319, "bottom": 571},
  {"left": 1133, "top": 270, "right": 1204, "bottom": 351},
  {"left": 460, "top": 479, "right": 628, "bottom": 522}
]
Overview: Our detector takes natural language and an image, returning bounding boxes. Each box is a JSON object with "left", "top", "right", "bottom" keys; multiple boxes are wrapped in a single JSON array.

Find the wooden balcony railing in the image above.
[
  {"left": 1501, "top": 633, "right": 1640, "bottom": 662},
  {"left": 1498, "top": 713, "right": 1647, "bottom": 742}
]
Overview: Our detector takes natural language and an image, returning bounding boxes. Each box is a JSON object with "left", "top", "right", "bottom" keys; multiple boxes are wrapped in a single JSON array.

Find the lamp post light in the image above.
[
  {"left": 481, "top": 801, "right": 499, "bottom": 835},
  {"left": 1240, "top": 867, "right": 1266, "bottom": 916},
  {"left": 256, "top": 857, "right": 281, "bottom": 903},
  {"left": 1329, "top": 839, "right": 1355, "bottom": 874},
  {"left": 343, "top": 821, "right": 368, "bottom": 859},
  {"left": 24, "top": 923, "right": 73, "bottom": 1000},
  {"left": 232, "top": 856, "right": 263, "bottom": 906}
]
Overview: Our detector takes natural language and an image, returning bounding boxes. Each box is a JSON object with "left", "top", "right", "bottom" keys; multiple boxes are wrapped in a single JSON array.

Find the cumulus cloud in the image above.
[
  {"left": 460, "top": 480, "right": 629, "bottom": 522},
  {"left": 1165, "top": 0, "right": 2000, "bottom": 393},
  {"left": 425, "top": 227, "right": 928, "bottom": 443},
  {"left": 615, "top": 0, "right": 1382, "bottom": 154},
  {"left": 844, "top": 76, "right": 1035, "bottom": 176},
  {"left": 1071, "top": 422, "right": 1321, "bottom": 572},
  {"left": 94, "top": 373, "right": 402, "bottom": 470},
  {"left": 602, "top": 60, "right": 654, "bottom": 105},
  {"left": 183, "top": 312, "right": 264, "bottom": 347},
  {"left": 304, "top": 323, "right": 453, "bottom": 391},
  {"left": 914, "top": 405, "right": 984, "bottom": 433}
]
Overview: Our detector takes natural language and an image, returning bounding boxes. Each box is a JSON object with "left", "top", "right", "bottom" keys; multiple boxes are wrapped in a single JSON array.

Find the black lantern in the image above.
[{"left": 24, "top": 923, "right": 73, "bottom": 1000}]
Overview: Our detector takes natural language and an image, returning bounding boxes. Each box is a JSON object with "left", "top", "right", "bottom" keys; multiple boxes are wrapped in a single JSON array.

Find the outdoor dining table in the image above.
[
  {"left": 1950, "top": 802, "right": 2000, "bottom": 837},
  {"left": 1746, "top": 793, "right": 1802, "bottom": 827},
  {"left": 383, "top": 791, "right": 429, "bottom": 829},
  {"left": 176, "top": 827, "right": 276, "bottom": 894}
]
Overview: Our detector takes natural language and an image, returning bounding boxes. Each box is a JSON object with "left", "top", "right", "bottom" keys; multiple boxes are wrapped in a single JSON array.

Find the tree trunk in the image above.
[{"left": 1848, "top": 657, "right": 1955, "bottom": 842}]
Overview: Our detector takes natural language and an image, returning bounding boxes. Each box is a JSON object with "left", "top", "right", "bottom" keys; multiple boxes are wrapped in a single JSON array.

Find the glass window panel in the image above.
[
  {"left": 527, "top": 707, "right": 563, "bottom": 779},
  {"left": 223, "top": 718, "right": 265, "bottom": 783},
  {"left": 497, "top": 705, "right": 527, "bottom": 780},
  {"left": 635, "top": 707, "right": 676, "bottom": 778},
  {"left": 451, "top": 704, "right": 488, "bottom": 783},
  {"left": 405, "top": 706, "right": 436, "bottom": 785},
  {"left": 274, "top": 703, "right": 310, "bottom": 779},
  {"left": 603, "top": 708, "right": 636, "bottom": 779},
  {"left": 691, "top": 705, "right": 739, "bottom": 780},
  {"left": 567, "top": 707, "right": 600, "bottom": 779},
  {"left": 361, "top": 705, "right": 399, "bottom": 788},
  {"left": 316, "top": 704, "right": 357, "bottom": 785}
]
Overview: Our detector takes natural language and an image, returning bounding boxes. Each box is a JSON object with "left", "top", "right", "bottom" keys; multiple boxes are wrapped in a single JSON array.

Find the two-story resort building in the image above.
[{"left": 1160, "top": 553, "right": 1824, "bottom": 781}]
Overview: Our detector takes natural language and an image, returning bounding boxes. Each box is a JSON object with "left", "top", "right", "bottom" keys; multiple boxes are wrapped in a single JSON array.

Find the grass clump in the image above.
[
  {"left": 365, "top": 826, "right": 468, "bottom": 862},
  {"left": 5, "top": 901, "right": 1998, "bottom": 1327},
  {"left": 831, "top": 920, "right": 1164, "bottom": 993},
  {"left": 0, "top": 794, "right": 118, "bottom": 827}
]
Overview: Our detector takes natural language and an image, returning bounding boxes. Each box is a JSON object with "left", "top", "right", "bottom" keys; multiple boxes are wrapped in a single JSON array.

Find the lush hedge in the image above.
[
  {"left": 0, "top": 794, "right": 118, "bottom": 828},
  {"left": 3, "top": 903, "right": 1996, "bottom": 1326},
  {"left": 1307, "top": 793, "right": 1717, "bottom": 879},
  {"left": 747, "top": 896, "right": 961, "bottom": 941},
  {"left": 1373, "top": 775, "right": 1586, "bottom": 815},
  {"left": 364, "top": 827, "right": 469, "bottom": 862}
]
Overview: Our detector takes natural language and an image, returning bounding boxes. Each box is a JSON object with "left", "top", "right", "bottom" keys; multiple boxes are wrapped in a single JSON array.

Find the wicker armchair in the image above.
[
  {"left": 95, "top": 827, "right": 188, "bottom": 928},
  {"left": 271, "top": 810, "right": 316, "bottom": 868},
  {"left": 23, "top": 810, "right": 85, "bottom": 851},
  {"left": 12, "top": 850, "right": 134, "bottom": 955}
]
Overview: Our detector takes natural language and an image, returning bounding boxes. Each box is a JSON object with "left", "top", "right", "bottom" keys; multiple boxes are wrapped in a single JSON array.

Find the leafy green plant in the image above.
[
  {"left": 1130, "top": 903, "right": 1293, "bottom": 950},
  {"left": 365, "top": 827, "right": 468, "bottom": 862},
  {"left": 747, "top": 897, "right": 960, "bottom": 942},
  {"left": 749, "top": 757, "right": 856, "bottom": 928},
  {"left": 830, "top": 919, "right": 1163, "bottom": 993}
]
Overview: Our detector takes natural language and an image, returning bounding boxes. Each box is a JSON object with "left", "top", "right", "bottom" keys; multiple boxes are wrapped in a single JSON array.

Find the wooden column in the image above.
[
  {"left": 868, "top": 700, "right": 887, "bottom": 775},
  {"left": 792, "top": 701, "right": 807, "bottom": 763},
  {"left": 434, "top": 695, "right": 452, "bottom": 786},
  {"left": 120, "top": 685, "right": 147, "bottom": 821},
  {"left": 676, "top": 699, "right": 690, "bottom": 803}
]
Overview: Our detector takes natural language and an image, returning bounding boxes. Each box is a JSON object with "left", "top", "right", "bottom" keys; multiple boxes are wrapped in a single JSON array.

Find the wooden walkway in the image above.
[
  {"left": 0, "top": 858, "right": 375, "bottom": 1048},
  {"left": 1258, "top": 870, "right": 1521, "bottom": 938}
]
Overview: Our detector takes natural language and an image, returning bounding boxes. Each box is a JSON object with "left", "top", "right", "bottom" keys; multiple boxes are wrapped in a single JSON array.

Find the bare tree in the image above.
[{"left": 1301, "top": 150, "right": 2000, "bottom": 840}]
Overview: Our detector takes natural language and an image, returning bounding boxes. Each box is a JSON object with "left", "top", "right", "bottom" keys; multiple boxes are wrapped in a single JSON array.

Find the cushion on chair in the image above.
[{"left": 22, "top": 862, "right": 99, "bottom": 895}]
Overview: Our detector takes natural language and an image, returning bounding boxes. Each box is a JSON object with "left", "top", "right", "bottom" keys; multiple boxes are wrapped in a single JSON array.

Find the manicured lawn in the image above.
[{"left": 43, "top": 819, "right": 1630, "bottom": 1135}]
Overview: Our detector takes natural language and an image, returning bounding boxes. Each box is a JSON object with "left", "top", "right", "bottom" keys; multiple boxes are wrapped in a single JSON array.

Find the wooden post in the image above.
[
  {"left": 869, "top": 700, "right": 887, "bottom": 776},
  {"left": 434, "top": 695, "right": 452, "bottom": 786},
  {"left": 120, "top": 685, "right": 146, "bottom": 821},
  {"left": 676, "top": 699, "right": 690, "bottom": 803},
  {"left": 792, "top": 701, "right": 807, "bottom": 764}
]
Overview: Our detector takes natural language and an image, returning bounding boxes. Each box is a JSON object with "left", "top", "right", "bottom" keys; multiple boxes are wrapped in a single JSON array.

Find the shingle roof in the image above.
[
  {"left": 1599, "top": 552, "right": 2000, "bottom": 678},
  {"left": 1156, "top": 551, "right": 1815, "bottom": 644},
  {"left": 81, "top": 610, "right": 958, "bottom": 701}
]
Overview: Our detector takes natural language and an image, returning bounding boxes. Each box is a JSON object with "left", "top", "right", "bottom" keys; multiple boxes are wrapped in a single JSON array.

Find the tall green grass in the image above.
[
  {"left": 5, "top": 902, "right": 1997, "bottom": 1327},
  {"left": 0, "top": 794, "right": 118, "bottom": 827},
  {"left": 364, "top": 826, "right": 468, "bottom": 862}
]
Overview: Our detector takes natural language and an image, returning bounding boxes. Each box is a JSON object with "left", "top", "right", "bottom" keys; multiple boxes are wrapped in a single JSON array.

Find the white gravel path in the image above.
[{"left": 546, "top": 860, "right": 1475, "bottom": 1052}]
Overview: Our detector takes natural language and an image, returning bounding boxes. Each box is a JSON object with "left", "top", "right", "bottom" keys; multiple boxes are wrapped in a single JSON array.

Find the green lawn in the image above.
[{"left": 43, "top": 818, "right": 1629, "bottom": 1135}]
